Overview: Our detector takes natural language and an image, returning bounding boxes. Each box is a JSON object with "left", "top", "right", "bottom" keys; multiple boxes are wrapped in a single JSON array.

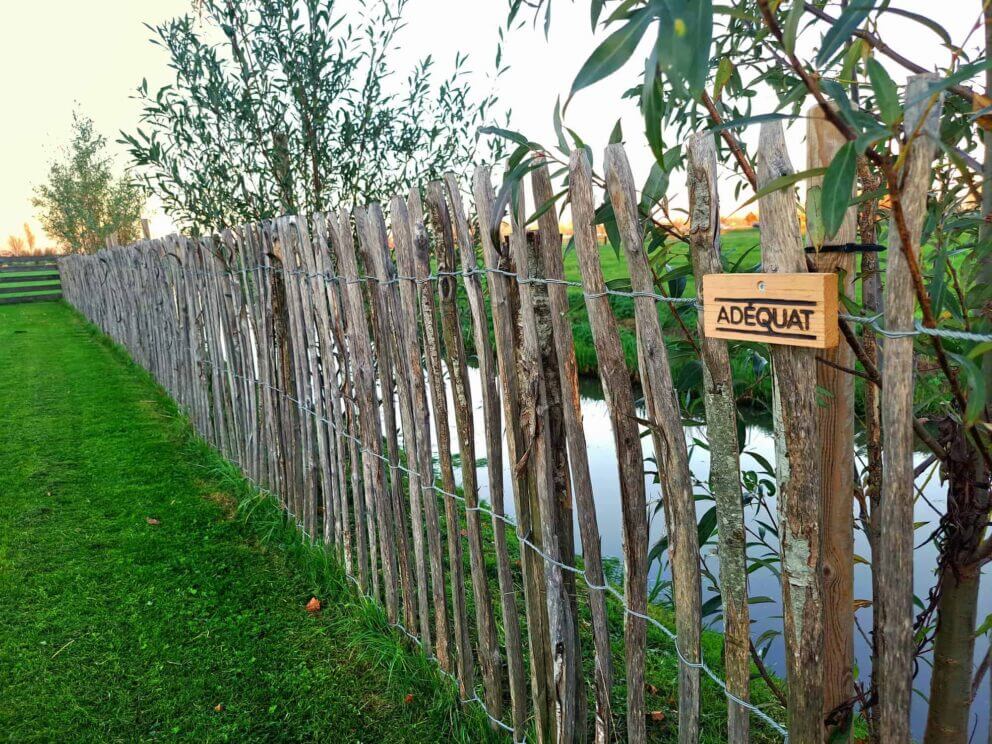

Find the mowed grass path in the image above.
[{"left": 0, "top": 302, "right": 495, "bottom": 743}]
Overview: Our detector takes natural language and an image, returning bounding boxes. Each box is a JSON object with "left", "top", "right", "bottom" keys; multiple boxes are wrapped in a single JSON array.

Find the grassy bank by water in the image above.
[{"left": 0, "top": 301, "right": 496, "bottom": 743}]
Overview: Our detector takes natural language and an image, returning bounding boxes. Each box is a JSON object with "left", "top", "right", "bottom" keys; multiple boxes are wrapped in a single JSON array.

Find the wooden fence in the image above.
[
  {"left": 58, "top": 87, "right": 942, "bottom": 744},
  {"left": 0, "top": 254, "right": 62, "bottom": 305}
]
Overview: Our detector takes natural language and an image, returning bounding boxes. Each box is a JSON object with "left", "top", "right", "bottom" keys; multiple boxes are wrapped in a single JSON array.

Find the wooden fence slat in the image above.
[
  {"left": 356, "top": 206, "right": 418, "bottom": 635},
  {"left": 758, "top": 121, "right": 824, "bottom": 744},
  {"left": 469, "top": 169, "right": 535, "bottom": 741},
  {"left": 408, "top": 190, "right": 474, "bottom": 694},
  {"left": 362, "top": 203, "right": 433, "bottom": 644},
  {"left": 569, "top": 149, "right": 649, "bottom": 743},
  {"left": 605, "top": 143, "right": 702, "bottom": 744},
  {"left": 880, "top": 75, "right": 944, "bottom": 744},
  {"left": 426, "top": 180, "right": 504, "bottom": 721},
  {"left": 530, "top": 159, "right": 614, "bottom": 743},
  {"left": 685, "top": 131, "right": 751, "bottom": 744},
  {"left": 507, "top": 180, "right": 580, "bottom": 742},
  {"left": 390, "top": 195, "right": 451, "bottom": 667}
]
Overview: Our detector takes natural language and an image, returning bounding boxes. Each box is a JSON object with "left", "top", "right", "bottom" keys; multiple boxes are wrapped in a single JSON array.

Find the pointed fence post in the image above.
[
  {"left": 686, "top": 131, "right": 750, "bottom": 744},
  {"left": 757, "top": 121, "right": 824, "bottom": 744}
]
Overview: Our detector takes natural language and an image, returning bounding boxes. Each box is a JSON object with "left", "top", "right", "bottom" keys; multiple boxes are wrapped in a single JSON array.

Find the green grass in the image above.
[{"left": 0, "top": 301, "right": 497, "bottom": 744}]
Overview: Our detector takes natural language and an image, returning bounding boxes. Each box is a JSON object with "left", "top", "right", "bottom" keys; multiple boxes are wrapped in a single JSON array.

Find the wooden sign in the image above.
[{"left": 702, "top": 273, "right": 838, "bottom": 349}]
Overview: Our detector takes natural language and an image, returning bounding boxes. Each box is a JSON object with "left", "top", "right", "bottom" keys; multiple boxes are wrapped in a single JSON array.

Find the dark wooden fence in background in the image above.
[{"left": 0, "top": 254, "right": 62, "bottom": 305}]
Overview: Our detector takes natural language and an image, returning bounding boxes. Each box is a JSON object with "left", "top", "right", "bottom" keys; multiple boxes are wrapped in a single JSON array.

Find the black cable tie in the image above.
[{"left": 804, "top": 242, "right": 886, "bottom": 254}]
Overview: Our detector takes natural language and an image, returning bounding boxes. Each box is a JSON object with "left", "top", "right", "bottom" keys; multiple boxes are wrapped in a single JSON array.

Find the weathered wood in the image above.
[
  {"left": 806, "top": 105, "right": 858, "bottom": 740},
  {"left": 569, "top": 149, "right": 648, "bottom": 744},
  {"left": 686, "top": 131, "right": 750, "bottom": 744},
  {"left": 362, "top": 203, "right": 432, "bottom": 646},
  {"left": 530, "top": 160, "right": 613, "bottom": 744},
  {"left": 506, "top": 180, "right": 580, "bottom": 742},
  {"left": 757, "top": 121, "right": 824, "bottom": 744},
  {"left": 408, "top": 190, "right": 474, "bottom": 694},
  {"left": 427, "top": 181, "right": 503, "bottom": 718},
  {"left": 469, "top": 168, "right": 537, "bottom": 741},
  {"left": 390, "top": 195, "right": 451, "bottom": 666},
  {"left": 356, "top": 206, "right": 418, "bottom": 635},
  {"left": 881, "top": 75, "right": 943, "bottom": 744},
  {"left": 328, "top": 208, "right": 400, "bottom": 620},
  {"left": 605, "top": 143, "right": 702, "bottom": 744}
]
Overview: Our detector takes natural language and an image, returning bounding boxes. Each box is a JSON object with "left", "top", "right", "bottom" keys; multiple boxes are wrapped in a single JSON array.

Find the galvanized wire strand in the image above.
[
  {"left": 206, "top": 361, "right": 790, "bottom": 740},
  {"left": 177, "top": 261, "right": 992, "bottom": 345}
]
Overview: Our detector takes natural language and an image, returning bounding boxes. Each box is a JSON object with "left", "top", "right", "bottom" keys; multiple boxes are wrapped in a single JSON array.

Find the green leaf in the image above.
[
  {"left": 713, "top": 57, "right": 733, "bottom": 100},
  {"left": 783, "top": 0, "right": 804, "bottom": 55},
  {"left": 552, "top": 98, "right": 570, "bottom": 154},
  {"left": 640, "top": 162, "right": 669, "bottom": 214},
  {"left": 568, "top": 8, "right": 654, "bottom": 104},
  {"left": 821, "top": 141, "right": 856, "bottom": 238},
  {"left": 950, "top": 352, "right": 987, "bottom": 426},
  {"left": 908, "top": 58, "right": 992, "bottom": 108},
  {"left": 866, "top": 57, "right": 901, "bottom": 126},
  {"left": 609, "top": 118, "right": 624, "bottom": 144},
  {"left": 880, "top": 7, "right": 952, "bottom": 46},
  {"left": 591, "top": 0, "right": 605, "bottom": 29},
  {"left": 737, "top": 166, "right": 827, "bottom": 209},
  {"left": 816, "top": 0, "right": 877, "bottom": 66},
  {"left": 806, "top": 185, "right": 825, "bottom": 250}
]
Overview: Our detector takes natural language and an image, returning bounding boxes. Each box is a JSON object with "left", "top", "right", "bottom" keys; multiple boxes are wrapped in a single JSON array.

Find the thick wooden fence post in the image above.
[
  {"left": 686, "top": 131, "right": 750, "bottom": 744},
  {"left": 569, "top": 149, "right": 649, "bottom": 743},
  {"left": 880, "top": 74, "right": 943, "bottom": 744},
  {"left": 806, "top": 105, "right": 858, "bottom": 739},
  {"left": 605, "top": 143, "right": 702, "bottom": 744},
  {"left": 757, "top": 121, "right": 824, "bottom": 744}
]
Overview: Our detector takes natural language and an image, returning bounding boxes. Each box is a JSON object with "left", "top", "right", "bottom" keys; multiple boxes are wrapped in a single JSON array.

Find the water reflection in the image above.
[{"left": 420, "top": 363, "right": 989, "bottom": 740}]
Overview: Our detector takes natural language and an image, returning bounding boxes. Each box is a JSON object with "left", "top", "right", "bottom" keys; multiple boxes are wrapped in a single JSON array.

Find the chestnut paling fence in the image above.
[{"left": 59, "top": 103, "right": 961, "bottom": 744}]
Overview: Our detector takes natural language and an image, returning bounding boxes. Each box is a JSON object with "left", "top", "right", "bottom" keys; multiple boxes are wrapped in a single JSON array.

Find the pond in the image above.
[{"left": 424, "top": 364, "right": 991, "bottom": 740}]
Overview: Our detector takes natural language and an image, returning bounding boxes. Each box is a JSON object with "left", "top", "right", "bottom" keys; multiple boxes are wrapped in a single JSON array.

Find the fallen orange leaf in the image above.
[
  {"left": 306, "top": 597, "right": 322, "bottom": 613},
  {"left": 146, "top": 517, "right": 161, "bottom": 525},
  {"left": 650, "top": 711, "right": 665, "bottom": 723},
  {"left": 214, "top": 703, "right": 224, "bottom": 712},
  {"left": 404, "top": 693, "right": 414, "bottom": 704}
]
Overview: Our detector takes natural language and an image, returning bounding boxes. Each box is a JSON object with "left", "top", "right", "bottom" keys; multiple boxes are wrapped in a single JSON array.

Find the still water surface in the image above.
[{"left": 420, "top": 365, "right": 989, "bottom": 739}]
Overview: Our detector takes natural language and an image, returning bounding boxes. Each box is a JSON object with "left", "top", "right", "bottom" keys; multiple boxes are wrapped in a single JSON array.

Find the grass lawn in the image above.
[{"left": 0, "top": 301, "right": 496, "bottom": 743}]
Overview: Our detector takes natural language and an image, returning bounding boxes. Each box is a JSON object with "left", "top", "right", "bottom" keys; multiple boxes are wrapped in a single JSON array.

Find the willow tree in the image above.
[
  {"left": 122, "top": 0, "right": 503, "bottom": 233},
  {"left": 497, "top": 1, "right": 992, "bottom": 742}
]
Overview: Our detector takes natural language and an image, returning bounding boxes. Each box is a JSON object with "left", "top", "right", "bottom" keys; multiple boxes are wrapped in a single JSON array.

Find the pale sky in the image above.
[{"left": 0, "top": 0, "right": 984, "bottom": 248}]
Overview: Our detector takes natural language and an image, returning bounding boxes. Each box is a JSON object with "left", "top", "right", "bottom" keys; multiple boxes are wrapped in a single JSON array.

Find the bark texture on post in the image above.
[
  {"left": 424, "top": 181, "right": 503, "bottom": 721},
  {"left": 390, "top": 196, "right": 451, "bottom": 668},
  {"left": 569, "top": 149, "right": 648, "bottom": 744},
  {"left": 507, "top": 182, "right": 580, "bottom": 743},
  {"left": 605, "top": 143, "right": 702, "bottom": 744},
  {"left": 471, "top": 168, "right": 545, "bottom": 742},
  {"left": 757, "top": 121, "right": 824, "bottom": 744},
  {"left": 879, "top": 75, "right": 943, "bottom": 744},
  {"left": 532, "top": 159, "right": 614, "bottom": 744},
  {"left": 686, "top": 132, "right": 750, "bottom": 744},
  {"left": 806, "top": 105, "right": 858, "bottom": 740},
  {"left": 444, "top": 172, "right": 528, "bottom": 738}
]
